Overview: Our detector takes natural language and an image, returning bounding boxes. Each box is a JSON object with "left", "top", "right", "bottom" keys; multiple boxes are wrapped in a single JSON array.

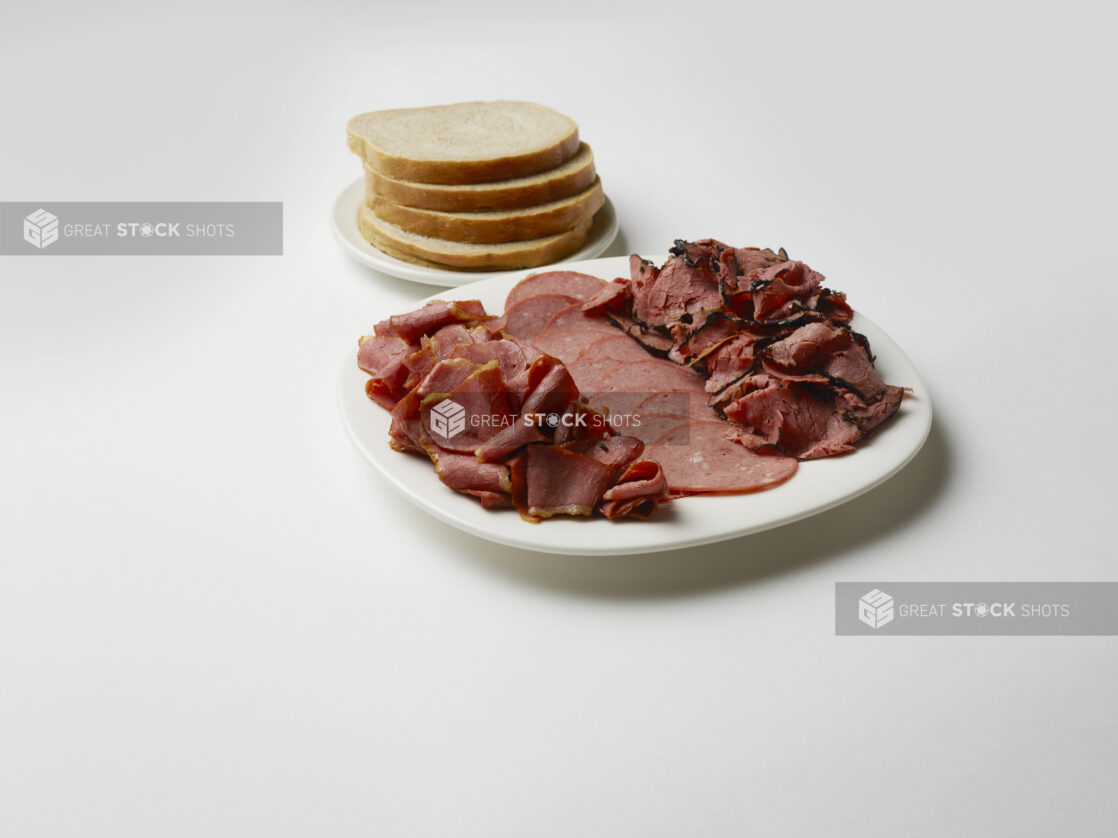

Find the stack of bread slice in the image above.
[{"left": 347, "top": 101, "right": 605, "bottom": 271}]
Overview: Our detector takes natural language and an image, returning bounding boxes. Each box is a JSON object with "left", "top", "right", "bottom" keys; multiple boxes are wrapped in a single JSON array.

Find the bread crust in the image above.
[
  {"left": 350, "top": 131, "right": 580, "bottom": 185},
  {"left": 357, "top": 208, "right": 593, "bottom": 271},
  {"left": 367, "top": 178, "right": 603, "bottom": 244},
  {"left": 364, "top": 145, "right": 597, "bottom": 212}
]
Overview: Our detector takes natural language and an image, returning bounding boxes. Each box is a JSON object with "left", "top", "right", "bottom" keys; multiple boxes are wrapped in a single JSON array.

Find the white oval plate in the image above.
[
  {"left": 338, "top": 256, "right": 933, "bottom": 556},
  {"left": 330, "top": 178, "right": 620, "bottom": 287}
]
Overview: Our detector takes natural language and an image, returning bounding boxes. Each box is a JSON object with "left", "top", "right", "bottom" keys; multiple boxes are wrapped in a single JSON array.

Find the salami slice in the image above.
[
  {"left": 596, "top": 360, "right": 708, "bottom": 394},
  {"left": 540, "top": 302, "right": 621, "bottom": 337},
  {"left": 529, "top": 328, "right": 601, "bottom": 364},
  {"left": 504, "top": 271, "right": 607, "bottom": 311},
  {"left": 503, "top": 294, "right": 580, "bottom": 341},
  {"left": 633, "top": 391, "right": 718, "bottom": 421},
  {"left": 565, "top": 357, "right": 626, "bottom": 393},
  {"left": 645, "top": 421, "right": 798, "bottom": 494},
  {"left": 576, "top": 333, "right": 655, "bottom": 363}
]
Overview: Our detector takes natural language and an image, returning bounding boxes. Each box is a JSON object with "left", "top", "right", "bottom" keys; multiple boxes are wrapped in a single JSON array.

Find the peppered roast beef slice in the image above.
[{"left": 574, "top": 239, "right": 907, "bottom": 460}]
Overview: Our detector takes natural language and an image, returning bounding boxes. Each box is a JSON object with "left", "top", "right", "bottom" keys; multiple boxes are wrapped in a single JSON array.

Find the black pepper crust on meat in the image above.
[{"left": 583, "top": 239, "right": 905, "bottom": 460}]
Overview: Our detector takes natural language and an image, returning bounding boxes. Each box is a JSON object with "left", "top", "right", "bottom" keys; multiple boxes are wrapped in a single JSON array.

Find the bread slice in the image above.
[
  {"left": 357, "top": 206, "right": 593, "bottom": 271},
  {"left": 365, "top": 143, "right": 597, "bottom": 212},
  {"left": 367, "top": 177, "right": 604, "bottom": 245},
  {"left": 347, "top": 101, "right": 579, "bottom": 185}
]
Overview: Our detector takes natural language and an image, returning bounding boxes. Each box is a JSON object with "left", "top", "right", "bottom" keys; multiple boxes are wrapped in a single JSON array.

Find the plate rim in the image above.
[
  {"left": 330, "top": 177, "right": 620, "bottom": 287},
  {"left": 338, "top": 255, "right": 934, "bottom": 556}
]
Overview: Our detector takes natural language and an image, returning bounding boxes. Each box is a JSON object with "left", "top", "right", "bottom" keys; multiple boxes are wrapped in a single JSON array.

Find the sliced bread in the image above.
[
  {"left": 364, "top": 143, "right": 597, "bottom": 212},
  {"left": 347, "top": 101, "right": 580, "bottom": 185},
  {"left": 367, "top": 177, "right": 604, "bottom": 245},
  {"left": 357, "top": 207, "right": 592, "bottom": 271}
]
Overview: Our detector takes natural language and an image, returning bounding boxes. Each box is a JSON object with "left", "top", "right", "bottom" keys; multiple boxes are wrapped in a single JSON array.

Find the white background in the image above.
[{"left": 2, "top": 1, "right": 1116, "bottom": 835}]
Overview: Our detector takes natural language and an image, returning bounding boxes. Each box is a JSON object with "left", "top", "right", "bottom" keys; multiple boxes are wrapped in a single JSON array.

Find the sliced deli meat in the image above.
[
  {"left": 539, "top": 302, "right": 622, "bottom": 337},
  {"left": 575, "top": 239, "right": 905, "bottom": 460},
  {"left": 576, "top": 334, "right": 655, "bottom": 363},
  {"left": 357, "top": 299, "right": 668, "bottom": 522},
  {"left": 357, "top": 242, "right": 906, "bottom": 523},
  {"left": 645, "top": 421, "right": 798, "bottom": 494},
  {"left": 527, "top": 329, "right": 605, "bottom": 365},
  {"left": 503, "top": 270, "right": 607, "bottom": 310},
  {"left": 595, "top": 360, "right": 707, "bottom": 395},
  {"left": 502, "top": 294, "right": 581, "bottom": 341}
]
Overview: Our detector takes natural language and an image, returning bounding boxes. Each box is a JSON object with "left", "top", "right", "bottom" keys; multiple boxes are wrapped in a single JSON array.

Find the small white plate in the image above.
[
  {"left": 338, "top": 256, "right": 933, "bottom": 556},
  {"left": 330, "top": 178, "right": 620, "bottom": 287}
]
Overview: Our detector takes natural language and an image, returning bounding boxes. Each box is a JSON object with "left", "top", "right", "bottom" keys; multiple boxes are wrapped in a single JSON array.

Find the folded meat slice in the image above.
[
  {"left": 733, "top": 246, "right": 788, "bottom": 285},
  {"left": 433, "top": 452, "right": 511, "bottom": 494},
  {"left": 720, "top": 374, "right": 903, "bottom": 459},
  {"left": 766, "top": 322, "right": 842, "bottom": 369},
  {"left": 390, "top": 355, "right": 490, "bottom": 454},
  {"left": 840, "top": 386, "right": 904, "bottom": 437},
  {"left": 462, "top": 490, "right": 515, "bottom": 510},
  {"left": 766, "top": 322, "right": 886, "bottom": 401},
  {"left": 475, "top": 355, "right": 582, "bottom": 461},
  {"left": 817, "top": 289, "right": 854, "bottom": 323},
  {"left": 509, "top": 444, "right": 617, "bottom": 520},
  {"left": 721, "top": 376, "right": 845, "bottom": 456},
  {"left": 603, "top": 311, "right": 673, "bottom": 356},
  {"left": 504, "top": 271, "right": 606, "bottom": 310},
  {"left": 631, "top": 250, "right": 723, "bottom": 328},
  {"left": 449, "top": 340, "right": 530, "bottom": 386},
  {"left": 599, "top": 459, "right": 669, "bottom": 519},
  {"left": 699, "top": 333, "right": 759, "bottom": 395},
  {"left": 363, "top": 298, "right": 673, "bottom": 521},
  {"left": 750, "top": 261, "right": 824, "bottom": 322},
  {"left": 668, "top": 311, "right": 742, "bottom": 365},
  {"left": 419, "top": 361, "right": 517, "bottom": 455},
  {"left": 357, "top": 333, "right": 416, "bottom": 409},
  {"left": 581, "top": 279, "right": 629, "bottom": 315},
  {"left": 397, "top": 323, "right": 483, "bottom": 392},
  {"left": 374, "top": 299, "right": 488, "bottom": 342}
]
